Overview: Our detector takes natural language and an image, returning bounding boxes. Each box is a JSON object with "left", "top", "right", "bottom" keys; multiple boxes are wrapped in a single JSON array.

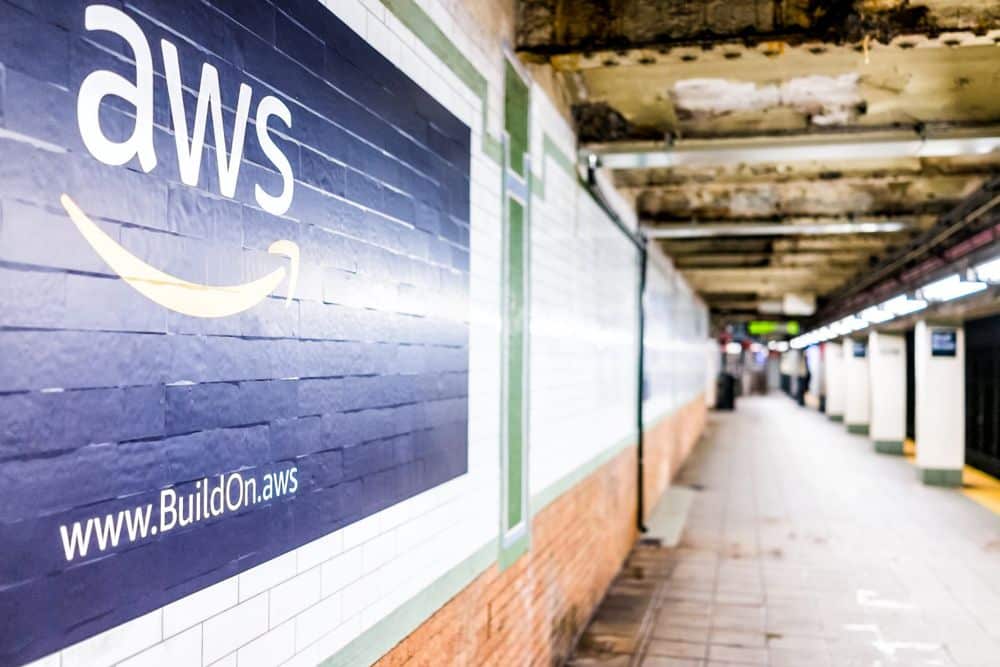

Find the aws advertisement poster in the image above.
[{"left": 0, "top": 1, "right": 471, "bottom": 663}]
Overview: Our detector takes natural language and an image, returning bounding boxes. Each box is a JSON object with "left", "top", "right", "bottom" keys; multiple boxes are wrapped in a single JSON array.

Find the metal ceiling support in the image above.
[
  {"left": 643, "top": 220, "right": 908, "bottom": 239},
  {"left": 582, "top": 127, "right": 1000, "bottom": 170}
]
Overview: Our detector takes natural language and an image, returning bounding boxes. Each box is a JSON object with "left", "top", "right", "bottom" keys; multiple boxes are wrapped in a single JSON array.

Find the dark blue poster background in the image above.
[{"left": 0, "top": 1, "right": 471, "bottom": 663}]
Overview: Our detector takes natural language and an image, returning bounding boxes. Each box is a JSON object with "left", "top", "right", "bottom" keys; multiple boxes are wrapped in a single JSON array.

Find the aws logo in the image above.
[{"left": 65, "top": 4, "right": 299, "bottom": 318}]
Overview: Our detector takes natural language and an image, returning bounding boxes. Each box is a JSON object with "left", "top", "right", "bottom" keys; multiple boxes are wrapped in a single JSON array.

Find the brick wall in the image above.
[
  {"left": 373, "top": 393, "right": 707, "bottom": 667},
  {"left": 643, "top": 396, "right": 708, "bottom": 521},
  {"left": 374, "top": 442, "right": 638, "bottom": 667}
]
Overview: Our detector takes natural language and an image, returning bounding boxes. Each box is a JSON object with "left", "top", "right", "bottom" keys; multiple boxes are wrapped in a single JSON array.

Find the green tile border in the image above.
[
  {"left": 530, "top": 431, "right": 636, "bottom": 513},
  {"left": 874, "top": 440, "right": 904, "bottom": 455},
  {"left": 499, "top": 58, "right": 532, "bottom": 571},
  {"left": 531, "top": 134, "right": 576, "bottom": 198},
  {"left": 319, "top": 538, "right": 498, "bottom": 667},
  {"left": 847, "top": 423, "right": 870, "bottom": 435},
  {"left": 920, "top": 468, "right": 963, "bottom": 487},
  {"left": 379, "top": 0, "right": 501, "bottom": 161},
  {"left": 828, "top": 414, "right": 844, "bottom": 423},
  {"left": 379, "top": 0, "right": 574, "bottom": 192},
  {"left": 498, "top": 531, "right": 530, "bottom": 570},
  {"left": 530, "top": 397, "right": 700, "bottom": 514}
]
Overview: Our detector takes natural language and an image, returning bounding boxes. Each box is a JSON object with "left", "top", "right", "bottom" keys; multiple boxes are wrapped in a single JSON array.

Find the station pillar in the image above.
[
  {"left": 824, "top": 341, "right": 845, "bottom": 421},
  {"left": 844, "top": 337, "right": 870, "bottom": 435},
  {"left": 914, "top": 320, "right": 966, "bottom": 486},
  {"left": 868, "top": 331, "right": 906, "bottom": 454}
]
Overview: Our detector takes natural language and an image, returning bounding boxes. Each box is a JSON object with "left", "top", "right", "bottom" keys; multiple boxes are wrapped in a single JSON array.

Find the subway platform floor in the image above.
[{"left": 568, "top": 395, "right": 1000, "bottom": 667}]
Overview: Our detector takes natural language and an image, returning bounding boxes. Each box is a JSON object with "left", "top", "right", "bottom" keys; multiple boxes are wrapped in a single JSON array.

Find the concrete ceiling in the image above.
[{"left": 515, "top": 0, "right": 1000, "bottom": 328}]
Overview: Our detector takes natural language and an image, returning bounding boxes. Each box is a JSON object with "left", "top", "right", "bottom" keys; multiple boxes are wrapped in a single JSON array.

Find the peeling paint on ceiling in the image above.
[{"left": 671, "top": 74, "right": 865, "bottom": 126}]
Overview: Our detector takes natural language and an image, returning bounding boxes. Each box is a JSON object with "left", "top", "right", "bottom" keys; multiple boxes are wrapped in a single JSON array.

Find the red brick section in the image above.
[
  {"left": 374, "top": 395, "right": 707, "bottom": 667},
  {"left": 642, "top": 397, "right": 708, "bottom": 522}
]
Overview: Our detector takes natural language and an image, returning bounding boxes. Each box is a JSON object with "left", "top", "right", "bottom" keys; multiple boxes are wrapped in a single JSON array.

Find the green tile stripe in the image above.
[
  {"left": 543, "top": 133, "right": 576, "bottom": 176},
  {"left": 498, "top": 531, "right": 530, "bottom": 570},
  {"left": 319, "top": 538, "right": 498, "bottom": 667},
  {"left": 530, "top": 396, "right": 700, "bottom": 513},
  {"left": 379, "top": 0, "right": 501, "bottom": 161},
  {"left": 847, "top": 424, "right": 870, "bottom": 435},
  {"left": 530, "top": 431, "right": 636, "bottom": 513},
  {"left": 532, "top": 134, "right": 577, "bottom": 198},
  {"left": 920, "top": 468, "right": 963, "bottom": 487},
  {"left": 828, "top": 414, "right": 844, "bottom": 423},
  {"left": 504, "top": 61, "right": 530, "bottom": 177},
  {"left": 874, "top": 440, "right": 904, "bottom": 455},
  {"left": 505, "top": 199, "right": 526, "bottom": 528},
  {"left": 378, "top": 0, "right": 574, "bottom": 189}
]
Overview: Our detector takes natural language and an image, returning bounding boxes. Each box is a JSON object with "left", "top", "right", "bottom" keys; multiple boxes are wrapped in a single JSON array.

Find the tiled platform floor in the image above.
[{"left": 569, "top": 394, "right": 1000, "bottom": 667}]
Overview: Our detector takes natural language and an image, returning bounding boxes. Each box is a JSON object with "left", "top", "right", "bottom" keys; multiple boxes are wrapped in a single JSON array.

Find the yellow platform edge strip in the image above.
[{"left": 903, "top": 438, "right": 1000, "bottom": 516}]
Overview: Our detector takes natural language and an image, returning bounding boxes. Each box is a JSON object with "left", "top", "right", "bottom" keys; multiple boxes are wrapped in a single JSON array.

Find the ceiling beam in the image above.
[
  {"left": 613, "top": 156, "right": 1000, "bottom": 189},
  {"left": 583, "top": 127, "right": 1000, "bottom": 170},
  {"left": 674, "top": 251, "right": 876, "bottom": 269},
  {"left": 515, "top": 0, "right": 999, "bottom": 58},
  {"left": 681, "top": 266, "right": 856, "bottom": 293},
  {"left": 657, "top": 236, "right": 900, "bottom": 256}
]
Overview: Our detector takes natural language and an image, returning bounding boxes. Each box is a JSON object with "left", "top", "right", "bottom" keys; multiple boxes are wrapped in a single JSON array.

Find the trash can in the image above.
[{"left": 715, "top": 373, "right": 736, "bottom": 410}]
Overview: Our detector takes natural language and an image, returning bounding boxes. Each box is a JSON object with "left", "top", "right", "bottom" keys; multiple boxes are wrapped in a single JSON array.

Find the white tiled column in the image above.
[
  {"left": 914, "top": 320, "right": 966, "bottom": 486},
  {"left": 868, "top": 331, "right": 906, "bottom": 454},
  {"left": 824, "top": 341, "right": 845, "bottom": 421},
  {"left": 844, "top": 337, "right": 871, "bottom": 435}
]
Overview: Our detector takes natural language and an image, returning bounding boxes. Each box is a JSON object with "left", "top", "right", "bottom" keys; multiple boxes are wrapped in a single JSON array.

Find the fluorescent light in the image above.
[
  {"left": 586, "top": 127, "right": 1000, "bottom": 170},
  {"left": 974, "top": 256, "right": 1000, "bottom": 283},
  {"left": 768, "top": 340, "right": 790, "bottom": 352},
  {"left": 919, "top": 274, "right": 987, "bottom": 302},
  {"left": 725, "top": 342, "right": 742, "bottom": 354},
  {"left": 860, "top": 306, "right": 893, "bottom": 324},
  {"left": 643, "top": 221, "right": 906, "bottom": 239},
  {"left": 881, "top": 294, "right": 927, "bottom": 316},
  {"left": 834, "top": 316, "right": 866, "bottom": 333}
]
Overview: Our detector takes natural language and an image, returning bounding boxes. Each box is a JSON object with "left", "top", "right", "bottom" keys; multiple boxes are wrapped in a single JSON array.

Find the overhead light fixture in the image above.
[
  {"left": 973, "top": 256, "right": 1000, "bottom": 283},
  {"left": 586, "top": 126, "right": 1000, "bottom": 170},
  {"left": 833, "top": 316, "right": 866, "bottom": 335},
  {"left": 919, "top": 274, "right": 987, "bottom": 302},
  {"left": 880, "top": 294, "right": 927, "bottom": 316},
  {"left": 860, "top": 305, "right": 893, "bottom": 324},
  {"left": 725, "top": 342, "right": 743, "bottom": 354},
  {"left": 643, "top": 220, "right": 906, "bottom": 239},
  {"left": 847, "top": 316, "right": 867, "bottom": 331}
]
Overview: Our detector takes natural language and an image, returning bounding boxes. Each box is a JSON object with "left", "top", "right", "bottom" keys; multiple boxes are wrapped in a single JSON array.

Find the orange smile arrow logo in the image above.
[{"left": 60, "top": 194, "right": 299, "bottom": 318}]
